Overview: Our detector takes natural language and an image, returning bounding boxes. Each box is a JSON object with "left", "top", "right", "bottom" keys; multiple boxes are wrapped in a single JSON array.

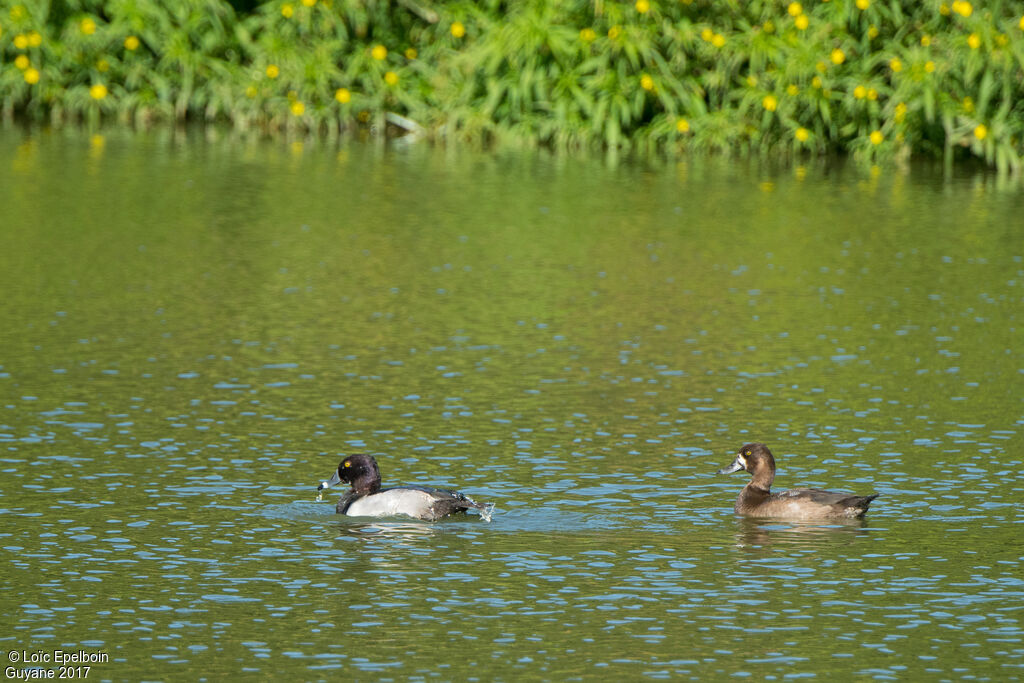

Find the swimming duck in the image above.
[
  {"left": 718, "top": 442, "right": 879, "bottom": 519},
  {"left": 316, "top": 454, "right": 493, "bottom": 522}
]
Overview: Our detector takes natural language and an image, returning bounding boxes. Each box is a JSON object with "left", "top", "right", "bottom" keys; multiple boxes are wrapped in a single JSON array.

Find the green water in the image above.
[{"left": 1, "top": 128, "right": 1022, "bottom": 680}]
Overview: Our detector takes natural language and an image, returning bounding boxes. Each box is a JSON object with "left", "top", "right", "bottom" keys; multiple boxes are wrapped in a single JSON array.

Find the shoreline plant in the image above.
[{"left": 2, "top": 0, "right": 1023, "bottom": 170}]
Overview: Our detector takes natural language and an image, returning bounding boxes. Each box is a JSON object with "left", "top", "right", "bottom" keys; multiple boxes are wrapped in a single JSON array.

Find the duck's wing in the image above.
[{"left": 779, "top": 488, "right": 879, "bottom": 514}]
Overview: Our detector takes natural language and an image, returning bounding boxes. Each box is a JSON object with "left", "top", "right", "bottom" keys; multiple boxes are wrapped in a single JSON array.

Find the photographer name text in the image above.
[{"left": 5, "top": 650, "right": 108, "bottom": 680}]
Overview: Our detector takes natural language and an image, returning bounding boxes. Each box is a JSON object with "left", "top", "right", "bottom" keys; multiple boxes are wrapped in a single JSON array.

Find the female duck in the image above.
[
  {"left": 316, "top": 454, "right": 493, "bottom": 522},
  {"left": 718, "top": 443, "right": 878, "bottom": 519}
]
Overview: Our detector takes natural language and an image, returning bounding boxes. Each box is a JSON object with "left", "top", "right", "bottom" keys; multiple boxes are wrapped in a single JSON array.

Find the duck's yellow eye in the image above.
[
  {"left": 343, "top": 461, "right": 351, "bottom": 468},
  {"left": 745, "top": 450, "right": 751, "bottom": 456}
]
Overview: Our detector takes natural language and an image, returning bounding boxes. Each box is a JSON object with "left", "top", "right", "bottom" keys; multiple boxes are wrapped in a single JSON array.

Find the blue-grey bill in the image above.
[
  {"left": 718, "top": 458, "right": 745, "bottom": 475},
  {"left": 316, "top": 470, "right": 343, "bottom": 501}
]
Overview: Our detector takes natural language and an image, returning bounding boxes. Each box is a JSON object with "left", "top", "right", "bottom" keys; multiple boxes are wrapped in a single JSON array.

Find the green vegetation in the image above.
[{"left": 3, "top": 0, "right": 1024, "bottom": 169}]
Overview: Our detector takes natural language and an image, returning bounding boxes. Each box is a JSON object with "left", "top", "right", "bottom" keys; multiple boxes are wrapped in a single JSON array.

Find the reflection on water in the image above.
[
  {"left": 0, "top": 128, "right": 1022, "bottom": 679},
  {"left": 729, "top": 517, "right": 873, "bottom": 551}
]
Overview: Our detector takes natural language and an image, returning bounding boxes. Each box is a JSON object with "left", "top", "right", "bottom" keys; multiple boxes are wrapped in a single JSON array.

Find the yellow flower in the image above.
[
  {"left": 245, "top": 85, "right": 257, "bottom": 98},
  {"left": 973, "top": 124, "right": 987, "bottom": 140},
  {"left": 854, "top": 85, "right": 867, "bottom": 99},
  {"left": 580, "top": 28, "right": 596, "bottom": 42},
  {"left": 640, "top": 74, "right": 654, "bottom": 91},
  {"left": 266, "top": 64, "right": 279, "bottom": 78},
  {"left": 371, "top": 44, "right": 387, "bottom": 60},
  {"left": 80, "top": 18, "right": 96, "bottom": 35},
  {"left": 711, "top": 33, "right": 726, "bottom": 48},
  {"left": 1020, "top": 15, "right": 1024, "bottom": 30},
  {"left": 635, "top": 0, "right": 650, "bottom": 13},
  {"left": 963, "top": 96, "right": 974, "bottom": 113},
  {"left": 124, "top": 35, "right": 140, "bottom": 50},
  {"left": 763, "top": 20, "right": 775, "bottom": 33},
  {"left": 97, "top": 58, "right": 109, "bottom": 72},
  {"left": 952, "top": 1, "right": 972, "bottom": 17},
  {"left": 924, "top": 60, "right": 935, "bottom": 73},
  {"left": 996, "top": 33, "right": 1008, "bottom": 46},
  {"left": 384, "top": 70, "right": 398, "bottom": 85},
  {"left": 889, "top": 58, "right": 903, "bottom": 73},
  {"left": 290, "top": 100, "right": 305, "bottom": 116},
  {"left": 301, "top": 0, "right": 316, "bottom": 7},
  {"left": 13, "top": 33, "right": 28, "bottom": 49},
  {"left": 608, "top": 25, "right": 621, "bottom": 40},
  {"left": 787, "top": 84, "right": 799, "bottom": 96},
  {"left": 23, "top": 67, "right": 39, "bottom": 84},
  {"left": 27, "top": 31, "right": 41, "bottom": 47},
  {"left": 967, "top": 33, "right": 980, "bottom": 49},
  {"left": 89, "top": 83, "right": 107, "bottom": 100},
  {"left": 450, "top": 21, "right": 465, "bottom": 38},
  {"left": 281, "top": 3, "right": 294, "bottom": 18},
  {"left": 795, "top": 15, "right": 809, "bottom": 30},
  {"left": 700, "top": 27, "right": 713, "bottom": 42},
  {"left": 921, "top": 35, "right": 931, "bottom": 47},
  {"left": 869, "top": 130, "right": 884, "bottom": 145},
  {"left": 795, "top": 127, "right": 810, "bottom": 142},
  {"left": 405, "top": 47, "right": 417, "bottom": 59},
  {"left": 788, "top": 2, "right": 803, "bottom": 16},
  {"left": 856, "top": 0, "right": 870, "bottom": 9},
  {"left": 762, "top": 94, "right": 778, "bottom": 111},
  {"left": 830, "top": 48, "right": 845, "bottom": 65},
  {"left": 14, "top": 54, "right": 29, "bottom": 70},
  {"left": 867, "top": 88, "right": 878, "bottom": 100},
  {"left": 939, "top": 3, "right": 951, "bottom": 15},
  {"left": 867, "top": 25, "right": 879, "bottom": 39},
  {"left": 746, "top": 75, "right": 757, "bottom": 87},
  {"left": 894, "top": 102, "right": 907, "bottom": 123},
  {"left": 335, "top": 87, "right": 351, "bottom": 103},
  {"left": 676, "top": 118, "right": 690, "bottom": 133},
  {"left": 811, "top": 75, "right": 822, "bottom": 88}
]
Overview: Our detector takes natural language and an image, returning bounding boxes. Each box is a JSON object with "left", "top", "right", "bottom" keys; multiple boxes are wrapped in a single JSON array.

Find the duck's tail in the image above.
[
  {"left": 852, "top": 493, "right": 880, "bottom": 516},
  {"left": 459, "top": 494, "right": 495, "bottom": 522}
]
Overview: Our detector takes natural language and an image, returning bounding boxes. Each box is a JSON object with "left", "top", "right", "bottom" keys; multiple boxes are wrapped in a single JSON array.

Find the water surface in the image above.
[{"left": 1, "top": 128, "right": 1022, "bottom": 680}]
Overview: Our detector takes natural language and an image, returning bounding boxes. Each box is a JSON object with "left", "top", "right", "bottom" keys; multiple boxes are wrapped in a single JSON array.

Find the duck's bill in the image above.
[
  {"left": 718, "top": 456, "right": 745, "bottom": 475},
  {"left": 315, "top": 471, "right": 344, "bottom": 491}
]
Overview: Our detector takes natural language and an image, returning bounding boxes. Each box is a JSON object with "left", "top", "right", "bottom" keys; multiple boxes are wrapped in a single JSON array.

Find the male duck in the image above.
[
  {"left": 719, "top": 442, "right": 879, "bottom": 519},
  {"left": 316, "top": 454, "right": 493, "bottom": 522}
]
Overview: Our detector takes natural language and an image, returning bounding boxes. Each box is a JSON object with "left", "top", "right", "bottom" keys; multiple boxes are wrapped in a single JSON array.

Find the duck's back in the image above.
[{"left": 342, "top": 485, "right": 486, "bottom": 521}]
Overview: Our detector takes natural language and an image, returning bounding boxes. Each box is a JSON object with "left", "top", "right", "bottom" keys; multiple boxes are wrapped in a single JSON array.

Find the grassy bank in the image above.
[{"left": 3, "top": 0, "right": 1024, "bottom": 169}]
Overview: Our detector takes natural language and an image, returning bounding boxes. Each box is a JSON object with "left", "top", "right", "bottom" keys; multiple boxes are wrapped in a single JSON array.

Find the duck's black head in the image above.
[
  {"left": 718, "top": 443, "right": 777, "bottom": 485},
  {"left": 318, "top": 454, "right": 382, "bottom": 495}
]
